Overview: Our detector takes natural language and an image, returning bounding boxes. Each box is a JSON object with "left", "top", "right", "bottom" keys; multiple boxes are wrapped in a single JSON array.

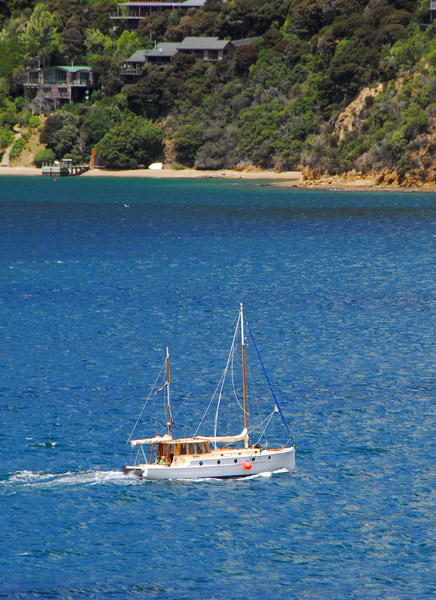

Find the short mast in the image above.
[
  {"left": 166, "top": 347, "right": 172, "bottom": 437},
  {"left": 240, "top": 303, "right": 248, "bottom": 447}
]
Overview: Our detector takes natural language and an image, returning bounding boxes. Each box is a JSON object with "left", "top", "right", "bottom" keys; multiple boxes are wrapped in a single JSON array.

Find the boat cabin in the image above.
[{"left": 153, "top": 440, "right": 212, "bottom": 464}]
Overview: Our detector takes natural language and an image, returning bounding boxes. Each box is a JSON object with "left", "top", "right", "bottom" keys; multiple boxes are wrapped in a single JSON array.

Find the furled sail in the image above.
[{"left": 129, "top": 428, "right": 248, "bottom": 447}]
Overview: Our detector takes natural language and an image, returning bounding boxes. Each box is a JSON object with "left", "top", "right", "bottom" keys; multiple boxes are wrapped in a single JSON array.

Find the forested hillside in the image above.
[{"left": 2, "top": 0, "right": 436, "bottom": 182}]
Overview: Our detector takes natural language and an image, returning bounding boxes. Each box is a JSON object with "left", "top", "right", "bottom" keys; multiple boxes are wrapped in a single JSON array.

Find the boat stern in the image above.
[{"left": 122, "top": 466, "right": 146, "bottom": 479}]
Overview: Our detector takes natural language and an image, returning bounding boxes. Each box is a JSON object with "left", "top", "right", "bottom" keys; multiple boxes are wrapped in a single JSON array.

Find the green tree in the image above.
[
  {"left": 51, "top": 123, "right": 81, "bottom": 159},
  {"left": 0, "top": 36, "right": 25, "bottom": 82},
  {"left": 81, "top": 102, "right": 121, "bottom": 148},
  {"left": 84, "top": 28, "right": 113, "bottom": 59},
  {"left": 234, "top": 44, "right": 259, "bottom": 74},
  {"left": 116, "top": 30, "right": 140, "bottom": 60},
  {"left": 62, "top": 22, "right": 85, "bottom": 64},
  {"left": 123, "top": 68, "right": 173, "bottom": 118},
  {"left": 95, "top": 116, "right": 164, "bottom": 168},
  {"left": 174, "top": 124, "right": 203, "bottom": 166},
  {"left": 40, "top": 113, "right": 66, "bottom": 146},
  {"left": 91, "top": 56, "right": 123, "bottom": 96},
  {"left": 19, "top": 3, "right": 62, "bottom": 67}
]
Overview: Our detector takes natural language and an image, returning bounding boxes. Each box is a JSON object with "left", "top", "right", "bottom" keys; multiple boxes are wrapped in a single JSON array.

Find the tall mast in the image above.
[
  {"left": 166, "top": 347, "right": 172, "bottom": 437},
  {"left": 240, "top": 303, "right": 248, "bottom": 447}
]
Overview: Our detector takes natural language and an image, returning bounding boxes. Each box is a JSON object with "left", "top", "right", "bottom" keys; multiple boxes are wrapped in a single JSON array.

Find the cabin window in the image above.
[
  {"left": 188, "top": 443, "right": 197, "bottom": 454},
  {"left": 180, "top": 443, "right": 187, "bottom": 455}
]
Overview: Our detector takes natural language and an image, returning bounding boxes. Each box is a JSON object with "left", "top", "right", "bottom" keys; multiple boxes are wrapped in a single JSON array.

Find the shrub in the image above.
[
  {"left": 33, "top": 148, "right": 55, "bottom": 167},
  {"left": 0, "top": 126, "right": 14, "bottom": 150},
  {"left": 10, "top": 135, "right": 29, "bottom": 161}
]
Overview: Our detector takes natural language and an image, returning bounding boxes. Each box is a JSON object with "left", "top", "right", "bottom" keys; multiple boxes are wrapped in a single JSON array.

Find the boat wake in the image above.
[
  {"left": 186, "top": 467, "right": 289, "bottom": 483},
  {"left": 3, "top": 469, "right": 142, "bottom": 489},
  {"left": 2, "top": 467, "right": 291, "bottom": 489}
]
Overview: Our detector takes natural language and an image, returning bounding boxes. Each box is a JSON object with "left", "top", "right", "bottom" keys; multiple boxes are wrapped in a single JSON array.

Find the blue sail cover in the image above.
[{"left": 246, "top": 321, "right": 292, "bottom": 437}]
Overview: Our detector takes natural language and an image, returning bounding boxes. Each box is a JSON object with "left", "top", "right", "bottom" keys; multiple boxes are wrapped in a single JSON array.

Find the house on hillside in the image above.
[
  {"left": 111, "top": 0, "right": 207, "bottom": 30},
  {"left": 121, "top": 37, "right": 235, "bottom": 82},
  {"left": 24, "top": 66, "right": 93, "bottom": 110}
]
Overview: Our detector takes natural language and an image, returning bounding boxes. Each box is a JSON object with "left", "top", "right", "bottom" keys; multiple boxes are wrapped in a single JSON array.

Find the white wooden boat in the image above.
[{"left": 122, "top": 304, "right": 295, "bottom": 480}]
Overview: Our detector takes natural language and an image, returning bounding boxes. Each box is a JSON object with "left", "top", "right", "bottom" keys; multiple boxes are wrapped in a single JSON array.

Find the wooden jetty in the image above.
[{"left": 41, "top": 159, "right": 89, "bottom": 177}]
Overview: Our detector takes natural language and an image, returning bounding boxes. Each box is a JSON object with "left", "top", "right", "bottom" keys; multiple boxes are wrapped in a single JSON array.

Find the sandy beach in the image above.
[{"left": 0, "top": 165, "right": 303, "bottom": 181}]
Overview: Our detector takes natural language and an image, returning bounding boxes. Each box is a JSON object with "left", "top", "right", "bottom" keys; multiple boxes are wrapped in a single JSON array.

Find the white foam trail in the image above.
[
  {"left": 179, "top": 468, "right": 287, "bottom": 483},
  {"left": 4, "top": 469, "right": 141, "bottom": 489},
  {"left": 8, "top": 470, "right": 41, "bottom": 483},
  {"left": 4, "top": 467, "right": 290, "bottom": 488}
]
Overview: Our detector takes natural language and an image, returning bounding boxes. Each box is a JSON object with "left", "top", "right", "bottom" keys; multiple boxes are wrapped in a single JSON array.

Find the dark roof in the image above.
[
  {"left": 125, "top": 50, "right": 148, "bottom": 63},
  {"left": 142, "top": 43, "right": 179, "bottom": 58},
  {"left": 119, "top": 0, "right": 206, "bottom": 6},
  {"left": 178, "top": 37, "right": 232, "bottom": 51},
  {"left": 125, "top": 37, "right": 233, "bottom": 63}
]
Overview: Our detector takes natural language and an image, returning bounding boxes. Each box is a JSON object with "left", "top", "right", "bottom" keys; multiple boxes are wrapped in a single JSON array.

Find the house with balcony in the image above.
[
  {"left": 111, "top": 0, "right": 208, "bottom": 30},
  {"left": 121, "top": 37, "right": 235, "bottom": 81},
  {"left": 24, "top": 66, "right": 93, "bottom": 109}
]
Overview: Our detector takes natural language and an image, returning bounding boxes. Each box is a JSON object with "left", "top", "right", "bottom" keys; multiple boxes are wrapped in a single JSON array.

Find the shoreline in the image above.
[
  {"left": 2, "top": 165, "right": 436, "bottom": 192},
  {"left": 0, "top": 165, "right": 303, "bottom": 181}
]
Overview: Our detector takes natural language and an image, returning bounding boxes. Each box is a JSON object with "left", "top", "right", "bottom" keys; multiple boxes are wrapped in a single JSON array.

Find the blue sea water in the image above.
[{"left": 0, "top": 176, "right": 435, "bottom": 599}]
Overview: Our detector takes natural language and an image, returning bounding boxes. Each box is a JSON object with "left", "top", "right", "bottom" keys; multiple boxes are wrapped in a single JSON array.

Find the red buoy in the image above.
[{"left": 244, "top": 461, "right": 252, "bottom": 470}]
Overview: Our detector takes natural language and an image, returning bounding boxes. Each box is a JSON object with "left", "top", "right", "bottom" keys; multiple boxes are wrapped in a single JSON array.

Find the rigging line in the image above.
[
  {"left": 248, "top": 409, "right": 275, "bottom": 437},
  {"left": 214, "top": 314, "right": 241, "bottom": 441},
  {"left": 230, "top": 338, "right": 244, "bottom": 412},
  {"left": 193, "top": 340, "right": 233, "bottom": 437},
  {"left": 245, "top": 359, "right": 270, "bottom": 447},
  {"left": 253, "top": 411, "right": 275, "bottom": 446},
  {"left": 172, "top": 311, "right": 240, "bottom": 421},
  {"left": 127, "top": 359, "right": 167, "bottom": 442},
  {"left": 246, "top": 321, "right": 293, "bottom": 437},
  {"left": 246, "top": 357, "right": 262, "bottom": 424}
]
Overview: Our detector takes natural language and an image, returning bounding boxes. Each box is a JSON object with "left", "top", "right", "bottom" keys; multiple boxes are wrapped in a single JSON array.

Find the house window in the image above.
[
  {"left": 208, "top": 50, "right": 218, "bottom": 61},
  {"left": 44, "top": 69, "right": 67, "bottom": 84},
  {"left": 28, "top": 71, "right": 39, "bottom": 84},
  {"left": 43, "top": 86, "right": 52, "bottom": 93}
]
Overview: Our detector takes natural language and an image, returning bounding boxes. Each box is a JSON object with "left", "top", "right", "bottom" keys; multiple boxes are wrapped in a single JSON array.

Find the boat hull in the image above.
[{"left": 123, "top": 446, "right": 295, "bottom": 480}]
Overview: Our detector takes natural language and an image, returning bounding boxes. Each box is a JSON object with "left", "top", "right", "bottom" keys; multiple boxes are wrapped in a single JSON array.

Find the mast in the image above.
[
  {"left": 166, "top": 347, "right": 172, "bottom": 437},
  {"left": 240, "top": 303, "right": 249, "bottom": 448}
]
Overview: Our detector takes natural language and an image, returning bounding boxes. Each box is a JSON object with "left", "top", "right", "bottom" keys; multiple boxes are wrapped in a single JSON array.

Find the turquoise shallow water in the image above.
[{"left": 0, "top": 176, "right": 435, "bottom": 599}]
